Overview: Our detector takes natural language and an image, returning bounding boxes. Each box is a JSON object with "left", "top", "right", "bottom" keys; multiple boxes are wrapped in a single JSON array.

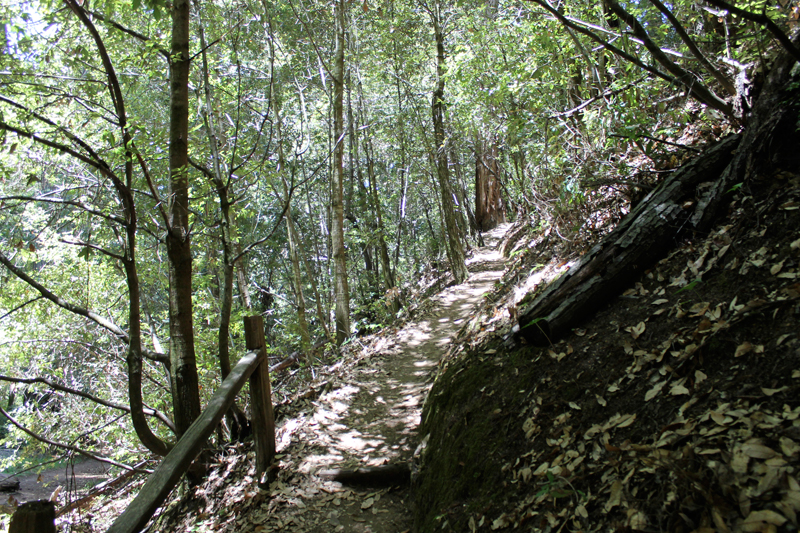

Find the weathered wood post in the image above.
[
  {"left": 243, "top": 315, "right": 276, "bottom": 486},
  {"left": 9, "top": 500, "right": 56, "bottom": 533}
]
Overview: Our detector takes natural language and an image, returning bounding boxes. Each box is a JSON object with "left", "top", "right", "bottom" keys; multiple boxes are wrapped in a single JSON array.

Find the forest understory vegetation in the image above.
[
  {"left": 2, "top": 0, "right": 800, "bottom": 529},
  {"left": 20, "top": 68, "right": 800, "bottom": 531}
]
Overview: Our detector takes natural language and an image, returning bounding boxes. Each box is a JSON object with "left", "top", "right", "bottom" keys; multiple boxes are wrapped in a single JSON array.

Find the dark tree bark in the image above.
[
  {"left": 431, "top": 11, "right": 468, "bottom": 284},
  {"left": 166, "top": 0, "right": 202, "bottom": 438},
  {"left": 475, "top": 139, "right": 506, "bottom": 232},
  {"left": 332, "top": 0, "right": 351, "bottom": 345}
]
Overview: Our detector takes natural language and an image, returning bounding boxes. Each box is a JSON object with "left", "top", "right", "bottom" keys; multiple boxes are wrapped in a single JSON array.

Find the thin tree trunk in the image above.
[
  {"left": 475, "top": 137, "right": 506, "bottom": 232},
  {"left": 196, "top": 11, "right": 249, "bottom": 441},
  {"left": 64, "top": 0, "right": 172, "bottom": 456},
  {"left": 431, "top": 12, "right": 468, "bottom": 283},
  {"left": 332, "top": 0, "right": 351, "bottom": 345},
  {"left": 286, "top": 208, "right": 312, "bottom": 350},
  {"left": 167, "top": 0, "right": 201, "bottom": 440}
]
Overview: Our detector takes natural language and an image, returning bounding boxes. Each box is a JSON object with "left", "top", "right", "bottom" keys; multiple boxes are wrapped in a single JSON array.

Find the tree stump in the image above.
[{"left": 9, "top": 500, "right": 56, "bottom": 533}]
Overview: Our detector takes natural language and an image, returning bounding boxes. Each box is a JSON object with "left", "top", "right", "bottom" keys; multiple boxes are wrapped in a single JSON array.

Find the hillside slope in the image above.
[{"left": 412, "top": 103, "right": 800, "bottom": 533}]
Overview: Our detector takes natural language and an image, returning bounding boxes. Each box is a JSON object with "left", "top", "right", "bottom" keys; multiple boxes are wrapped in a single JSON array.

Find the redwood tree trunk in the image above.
[{"left": 475, "top": 139, "right": 506, "bottom": 232}]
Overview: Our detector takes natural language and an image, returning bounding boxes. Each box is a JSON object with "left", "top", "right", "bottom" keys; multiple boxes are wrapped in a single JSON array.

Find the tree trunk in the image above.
[
  {"left": 286, "top": 208, "right": 312, "bottom": 350},
  {"left": 167, "top": 0, "right": 201, "bottom": 439},
  {"left": 431, "top": 13, "right": 468, "bottom": 284},
  {"left": 195, "top": 14, "right": 250, "bottom": 443},
  {"left": 64, "top": 0, "right": 172, "bottom": 456},
  {"left": 331, "top": 0, "right": 351, "bottom": 345},
  {"left": 475, "top": 138, "right": 506, "bottom": 232},
  {"left": 356, "top": 75, "right": 397, "bottom": 299},
  {"left": 10, "top": 500, "right": 55, "bottom": 533}
]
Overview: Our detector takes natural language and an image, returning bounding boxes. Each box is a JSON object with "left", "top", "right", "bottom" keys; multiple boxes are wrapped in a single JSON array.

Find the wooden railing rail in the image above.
[{"left": 102, "top": 315, "right": 275, "bottom": 533}]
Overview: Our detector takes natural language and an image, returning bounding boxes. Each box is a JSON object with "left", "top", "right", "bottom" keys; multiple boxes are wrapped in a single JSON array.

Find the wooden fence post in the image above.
[
  {"left": 243, "top": 315, "right": 276, "bottom": 486},
  {"left": 9, "top": 500, "right": 56, "bottom": 533}
]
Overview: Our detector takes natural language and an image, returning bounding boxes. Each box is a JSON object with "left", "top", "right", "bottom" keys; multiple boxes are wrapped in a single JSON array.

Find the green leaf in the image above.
[{"left": 675, "top": 279, "right": 701, "bottom": 294}]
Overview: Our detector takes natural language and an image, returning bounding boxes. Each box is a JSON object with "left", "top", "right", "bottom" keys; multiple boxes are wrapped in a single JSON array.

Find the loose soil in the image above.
[{"left": 1, "top": 457, "right": 111, "bottom": 512}]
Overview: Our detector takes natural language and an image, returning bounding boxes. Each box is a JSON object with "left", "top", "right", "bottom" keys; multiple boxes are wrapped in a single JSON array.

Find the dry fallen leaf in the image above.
[
  {"left": 605, "top": 480, "right": 623, "bottom": 512},
  {"left": 645, "top": 381, "right": 666, "bottom": 401},
  {"left": 669, "top": 383, "right": 690, "bottom": 396},
  {"left": 741, "top": 509, "right": 787, "bottom": 531},
  {"left": 742, "top": 440, "right": 780, "bottom": 459},
  {"left": 735, "top": 342, "right": 753, "bottom": 358},
  {"left": 629, "top": 321, "right": 646, "bottom": 339}
]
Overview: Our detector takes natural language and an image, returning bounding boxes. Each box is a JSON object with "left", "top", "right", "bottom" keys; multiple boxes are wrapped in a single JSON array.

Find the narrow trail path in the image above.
[{"left": 251, "top": 224, "right": 510, "bottom": 532}]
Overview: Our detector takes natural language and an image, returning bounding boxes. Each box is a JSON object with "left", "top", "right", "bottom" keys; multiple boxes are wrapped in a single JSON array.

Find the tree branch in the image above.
[
  {"left": 0, "top": 195, "right": 125, "bottom": 225},
  {"left": 529, "top": 0, "right": 733, "bottom": 118},
  {"left": 703, "top": 0, "right": 800, "bottom": 63},
  {"left": 0, "top": 296, "right": 44, "bottom": 321},
  {"left": 0, "top": 374, "right": 175, "bottom": 432},
  {"left": 605, "top": 0, "right": 733, "bottom": 116},
  {"left": 134, "top": 151, "right": 170, "bottom": 231},
  {"left": 0, "top": 405, "right": 152, "bottom": 473},
  {"left": 87, "top": 9, "right": 170, "bottom": 60},
  {"left": 647, "top": 0, "right": 735, "bottom": 95},
  {"left": 59, "top": 238, "right": 126, "bottom": 262},
  {"left": 550, "top": 77, "right": 645, "bottom": 118},
  {"left": 0, "top": 250, "right": 170, "bottom": 366}
]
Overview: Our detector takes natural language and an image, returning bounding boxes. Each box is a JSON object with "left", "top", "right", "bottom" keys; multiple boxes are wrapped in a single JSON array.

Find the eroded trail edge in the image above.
[{"left": 240, "top": 225, "right": 509, "bottom": 533}]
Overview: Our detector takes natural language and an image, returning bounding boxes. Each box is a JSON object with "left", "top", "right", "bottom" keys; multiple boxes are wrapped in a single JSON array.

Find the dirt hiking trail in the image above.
[{"left": 160, "top": 224, "right": 511, "bottom": 533}]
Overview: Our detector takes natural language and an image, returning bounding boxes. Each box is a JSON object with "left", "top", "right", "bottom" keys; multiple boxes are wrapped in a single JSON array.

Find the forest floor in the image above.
[
  {"left": 54, "top": 223, "right": 511, "bottom": 532},
  {"left": 43, "top": 139, "right": 800, "bottom": 533},
  {"left": 0, "top": 456, "right": 109, "bottom": 510},
  {"left": 411, "top": 167, "right": 800, "bottom": 531}
]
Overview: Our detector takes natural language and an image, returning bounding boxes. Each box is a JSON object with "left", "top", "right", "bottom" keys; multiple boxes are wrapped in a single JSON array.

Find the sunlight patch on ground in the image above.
[{"left": 513, "top": 257, "right": 576, "bottom": 305}]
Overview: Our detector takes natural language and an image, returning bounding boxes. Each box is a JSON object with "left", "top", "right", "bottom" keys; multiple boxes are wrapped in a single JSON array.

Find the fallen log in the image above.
[
  {"left": 515, "top": 133, "right": 740, "bottom": 345},
  {"left": 317, "top": 463, "right": 411, "bottom": 486},
  {"left": 0, "top": 477, "right": 20, "bottom": 492},
  {"left": 514, "top": 39, "right": 800, "bottom": 346}
]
